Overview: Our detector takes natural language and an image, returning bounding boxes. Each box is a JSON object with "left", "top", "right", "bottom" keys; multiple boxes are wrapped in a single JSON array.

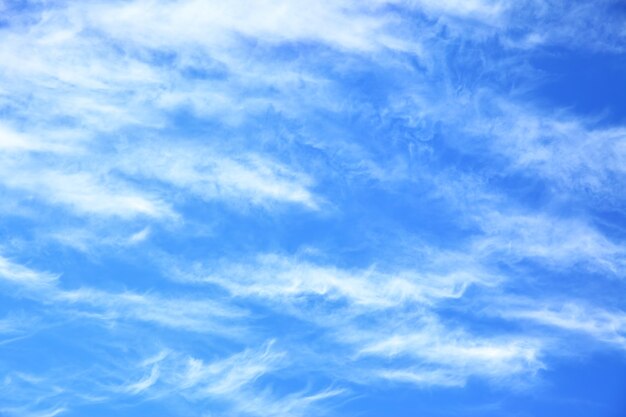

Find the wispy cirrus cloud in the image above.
[
  {"left": 183, "top": 253, "right": 493, "bottom": 309},
  {"left": 0, "top": 255, "right": 244, "bottom": 333},
  {"left": 0, "top": 164, "right": 174, "bottom": 219},
  {"left": 0, "top": 0, "right": 625, "bottom": 416},
  {"left": 469, "top": 104, "right": 626, "bottom": 198},
  {"left": 472, "top": 212, "right": 626, "bottom": 274},
  {"left": 0, "top": 255, "right": 58, "bottom": 290},
  {"left": 120, "top": 341, "right": 285, "bottom": 399},
  {"left": 114, "top": 141, "right": 319, "bottom": 210},
  {"left": 498, "top": 301, "right": 626, "bottom": 351},
  {"left": 358, "top": 325, "right": 543, "bottom": 387},
  {"left": 1, "top": 339, "right": 340, "bottom": 417}
]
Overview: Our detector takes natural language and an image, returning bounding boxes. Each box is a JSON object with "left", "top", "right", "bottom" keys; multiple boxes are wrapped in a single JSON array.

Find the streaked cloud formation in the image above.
[{"left": 1, "top": 0, "right": 625, "bottom": 416}]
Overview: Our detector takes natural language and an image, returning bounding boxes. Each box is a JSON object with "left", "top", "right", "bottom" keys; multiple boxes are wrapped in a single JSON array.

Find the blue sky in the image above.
[{"left": 0, "top": 1, "right": 625, "bottom": 416}]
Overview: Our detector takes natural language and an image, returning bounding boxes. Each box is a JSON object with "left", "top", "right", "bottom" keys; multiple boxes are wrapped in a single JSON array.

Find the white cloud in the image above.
[
  {"left": 175, "top": 341, "right": 283, "bottom": 397},
  {"left": 479, "top": 105, "right": 626, "bottom": 195},
  {"left": 116, "top": 143, "right": 319, "bottom": 209},
  {"left": 55, "top": 288, "right": 245, "bottom": 333},
  {"left": 182, "top": 253, "right": 494, "bottom": 309},
  {"left": 502, "top": 301, "right": 626, "bottom": 350},
  {"left": 128, "top": 227, "right": 151, "bottom": 244},
  {"left": 0, "top": 255, "right": 58, "bottom": 290},
  {"left": 473, "top": 212, "right": 626, "bottom": 274},
  {"left": 171, "top": 253, "right": 547, "bottom": 389},
  {"left": 124, "top": 365, "right": 160, "bottom": 395},
  {"left": 233, "top": 387, "right": 345, "bottom": 417},
  {"left": 82, "top": 0, "right": 408, "bottom": 53},
  {"left": 0, "top": 372, "right": 67, "bottom": 417},
  {"left": 48, "top": 225, "right": 153, "bottom": 254},
  {"left": 116, "top": 341, "right": 340, "bottom": 416},
  {"left": 357, "top": 319, "right": 544, "bottom": 386},
  {"left": 0, "top": 164, "right": 173, "bottom": 219},
  {"left": 0, "top": 257, "right": 244, "bottom": 333},
  {"left": 0, "top": 124, "right": 78, "bottom": 153}
]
